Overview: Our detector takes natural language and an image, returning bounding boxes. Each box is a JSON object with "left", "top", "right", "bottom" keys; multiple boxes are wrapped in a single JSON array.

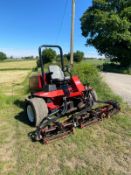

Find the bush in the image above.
[
  {"left": 42, "top": 48, "right": 57, "bottom": 64},
  {"left": 65, "top": 51, "right": 84, "bottom": 63},
  {"left": 100, "top": 63, "right": 131, "bottom": 75},
  {"left": 73, "top": 62, "right": 121, "bottom": 101},
  {"left": 72, "top": 63, "right": 99, "bottom": 85},
  {"left": 36, "top": 48, "right": 57, "bottom": 67},
  {"left": 74, "top": 51, "right": 84, "bottom": 62},
  {"left": 0, "top": 52, "right": 7, "bottom": 61}
]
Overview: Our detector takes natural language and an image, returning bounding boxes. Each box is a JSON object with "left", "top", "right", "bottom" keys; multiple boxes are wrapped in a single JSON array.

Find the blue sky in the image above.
[{"left": 0, "top": 0, "right": 101, "bottom": 58}]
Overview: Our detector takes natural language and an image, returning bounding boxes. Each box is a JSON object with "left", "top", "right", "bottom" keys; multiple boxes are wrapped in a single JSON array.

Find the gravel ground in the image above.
[{"left": 101, "top": 72, "right": 131, "bottom": 105}]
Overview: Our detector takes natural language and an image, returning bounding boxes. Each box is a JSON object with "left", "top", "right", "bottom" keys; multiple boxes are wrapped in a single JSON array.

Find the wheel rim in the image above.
[{"left": 27, "top": 105, "right": 35, "bottom": 123}]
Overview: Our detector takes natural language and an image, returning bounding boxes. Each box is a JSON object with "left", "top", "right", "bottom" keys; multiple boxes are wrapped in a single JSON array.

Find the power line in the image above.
[{"left": 55, "top": 0, "right": 69, "bottom": 43}]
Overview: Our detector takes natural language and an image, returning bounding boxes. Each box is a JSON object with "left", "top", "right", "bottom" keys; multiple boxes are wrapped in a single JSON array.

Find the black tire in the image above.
[
  {"left": 26, "top": 98, "right": 48, "bottom": 127},
  {"left": 90, "top": 90, "right": 98, "bottom": 102},
  {"left": 89, "top": 90, "right": 98, "bottom": 107}
]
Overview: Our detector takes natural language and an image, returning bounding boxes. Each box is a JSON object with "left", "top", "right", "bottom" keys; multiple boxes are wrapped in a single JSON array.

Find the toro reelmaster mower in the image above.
[{"left": 26, "top": 45, "right": 120, "bottom": 144}]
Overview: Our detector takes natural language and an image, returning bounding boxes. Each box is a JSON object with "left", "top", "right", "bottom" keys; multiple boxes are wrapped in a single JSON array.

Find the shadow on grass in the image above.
[
  {"left": 98, "top": 63, "right": 131, "bottom": 75},
  {"left": 14, "top": 99, "right": 31, "bottom": 127}
]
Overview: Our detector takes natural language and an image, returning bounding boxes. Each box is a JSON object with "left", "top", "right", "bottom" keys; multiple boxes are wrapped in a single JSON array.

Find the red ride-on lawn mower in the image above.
[{"left": 26, "top": 45, "right": 120, "bottom": 144}]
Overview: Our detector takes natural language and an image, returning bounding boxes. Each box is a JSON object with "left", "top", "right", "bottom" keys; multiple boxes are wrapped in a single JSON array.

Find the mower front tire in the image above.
[{"left": 26, "top": 98, "right": 48, "bottom": 127}]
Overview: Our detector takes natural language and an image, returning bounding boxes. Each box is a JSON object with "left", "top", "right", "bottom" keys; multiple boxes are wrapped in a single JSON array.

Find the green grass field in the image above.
[{"left": 0, "top": 60, "right": 131, "bottom": 175}]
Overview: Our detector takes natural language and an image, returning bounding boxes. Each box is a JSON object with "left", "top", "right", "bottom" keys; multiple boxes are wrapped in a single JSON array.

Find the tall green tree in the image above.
[
  {"left": 74, "top": 51, "right": 84, "bottom": 62},
  {"left": 81, "top": 0, "right": 131, "bottom": 67},
  {"left": 37, "top": 48, "right": 57, "bottom": 67},
  {"left": 0, "top": 52, "right": 7, "bottom": 61},
  {"left": 65, "top": 51, "right": 84, "bottom": 63},
  {"left": 42, "top": 48, "right": 57, "bottom": 64}
]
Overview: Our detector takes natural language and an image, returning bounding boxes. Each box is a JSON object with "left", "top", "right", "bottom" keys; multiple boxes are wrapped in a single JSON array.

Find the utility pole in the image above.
[{"left": 70, "top": 0, "right": 75, "bottom": 67}]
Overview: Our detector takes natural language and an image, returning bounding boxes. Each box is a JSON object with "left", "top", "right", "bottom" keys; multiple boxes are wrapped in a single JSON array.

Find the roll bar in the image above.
[{"left": 38, "top": 45, "right": 64, "bottom": 86}]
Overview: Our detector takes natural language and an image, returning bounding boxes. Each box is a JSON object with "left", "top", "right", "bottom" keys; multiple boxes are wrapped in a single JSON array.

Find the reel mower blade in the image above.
[
  {"left": 28, "top": 101, "right": 120, "bottom": 144},
  {"left": 29, "top": 122, "right": 74, "bottom": 144},
  {"left": 76, "top": 101, "right": 120, "bottom": 129}
]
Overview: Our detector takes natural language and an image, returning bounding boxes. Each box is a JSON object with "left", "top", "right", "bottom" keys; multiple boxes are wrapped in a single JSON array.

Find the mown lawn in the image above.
[
  {"left": 0, "top": 60, "right": 131, "bottom": 175},
  {"left": 0, "top": 60, "right": 36, "bottom": 70}
]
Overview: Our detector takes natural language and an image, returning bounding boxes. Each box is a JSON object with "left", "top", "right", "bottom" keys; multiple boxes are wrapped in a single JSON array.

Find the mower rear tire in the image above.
[
  {"left": 26, "top": 98, "right": 48, "bottom": 127},
  {"left": 89, "top": 90, "right": 98, "bottom": 107}
]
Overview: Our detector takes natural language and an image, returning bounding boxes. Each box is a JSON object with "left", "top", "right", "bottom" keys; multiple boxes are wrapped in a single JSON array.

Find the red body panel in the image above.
[
  {"left": 33, "top": 75, "right": 85, "bottom": 98},
  {"left": 69, "top": 91, "right": 82, "bottom": 97},
  {"left": 31, "top": 74, "right": 86, "bottom": 111},
  {"left": 38, "top": 75, "right": 43, "bottom": 88},
  {"left": 47, "top": 102, "right": 59, "bottom": 110},
  {"left": 71, "top": 76, "right": 85, "bottom": 92},
  {"left": 34, "top": 89, "right": 64, "bottom": 98},
  {"left": 38, "top": 74, "right": 48, "bottom": 87}
]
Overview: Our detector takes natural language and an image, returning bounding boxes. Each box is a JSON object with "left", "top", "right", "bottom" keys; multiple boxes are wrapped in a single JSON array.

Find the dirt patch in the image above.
[
  {"left": 84, "top": 147, "right": 131, "bottom": 175},
  {"left": 37, "top": 155, "right": 60, "bottom": 175},
  {"left": 65, "top": 157, "right": 86, "bottom": 171}
]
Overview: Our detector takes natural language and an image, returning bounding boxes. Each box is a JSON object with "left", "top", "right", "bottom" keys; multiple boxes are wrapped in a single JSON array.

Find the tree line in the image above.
[
  {"left": 0, "top": 52, "right": 38, "bottom": 61},
  {"left": 0, "top": 49, "right": 85, "bottom": 64},
  {"left": 40, "top": 48, "right": 84, "bottom": 64}
]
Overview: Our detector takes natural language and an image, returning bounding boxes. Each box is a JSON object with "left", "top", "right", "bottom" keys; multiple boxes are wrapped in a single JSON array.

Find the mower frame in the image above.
[{"left": 38, "top": 45, "right": 64, "bottom": 87}]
